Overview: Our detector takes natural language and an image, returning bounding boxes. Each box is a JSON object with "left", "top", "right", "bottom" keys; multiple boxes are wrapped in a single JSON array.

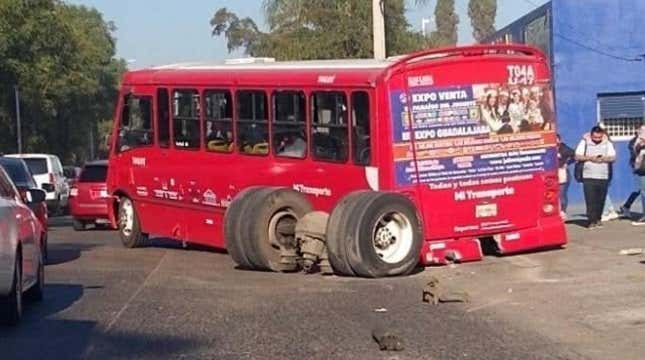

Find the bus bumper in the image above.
[{"left": 420, "top": 216, "right": 568, "bottom": 266}]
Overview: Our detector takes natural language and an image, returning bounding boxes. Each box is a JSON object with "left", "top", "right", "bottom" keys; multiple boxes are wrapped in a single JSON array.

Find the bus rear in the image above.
[{"left": 385, "top": 45, "right": 566, "bottom": 264}]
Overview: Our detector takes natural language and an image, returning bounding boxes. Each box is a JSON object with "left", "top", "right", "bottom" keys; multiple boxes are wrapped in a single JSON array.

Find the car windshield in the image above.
[
  {"left": 0, "top": 161, "right": 36, "bottom": 188},
  {"left": 79, "top": 165, "right": 107, "bottom": 182},
  {"left": 23, "top": 158, "right": 48, "bottom": 175}
]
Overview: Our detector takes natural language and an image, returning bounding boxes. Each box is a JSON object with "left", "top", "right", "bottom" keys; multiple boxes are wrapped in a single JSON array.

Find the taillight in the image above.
[
  {"left": 70, "top": 187, "right": 78, "bottom": 197},
  {"left": 542, "top": 174, "right": 559, "bottom": 216}
]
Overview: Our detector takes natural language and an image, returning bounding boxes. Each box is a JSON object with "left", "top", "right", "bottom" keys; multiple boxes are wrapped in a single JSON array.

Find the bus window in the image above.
[
  {"left": 157, "top": 88, "right": 170, "bottom": 148},
  {"left": 311, "top": 92, "right": 348, "bottom": 162},
  {"left": 237, "top": 90, "right": 269, "bottom": 155},
  {"left": 204, "top": 90, "right": 233, "bottom": 153},
  {"left": 117, "top": 95, "right": 153, "bottom": 153},
  {"left": 351, "top": 91, "right": 370, "bottom": 165},
  {"left": 273, "top": 91, "right": 306, "bottom": 159},
  {"left": 173, "top": 90, "right": 201, "bottom": 149}
]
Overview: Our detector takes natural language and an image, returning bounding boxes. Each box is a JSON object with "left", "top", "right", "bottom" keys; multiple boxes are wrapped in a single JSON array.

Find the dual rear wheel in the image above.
[{"left": 225, "top": 188, "right": 422, "bottom": 278}]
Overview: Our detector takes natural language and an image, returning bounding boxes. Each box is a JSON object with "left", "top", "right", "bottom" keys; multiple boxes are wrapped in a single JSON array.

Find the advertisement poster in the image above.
[{"left": 391, "top": 82, "right": 557, "bottom": 188}]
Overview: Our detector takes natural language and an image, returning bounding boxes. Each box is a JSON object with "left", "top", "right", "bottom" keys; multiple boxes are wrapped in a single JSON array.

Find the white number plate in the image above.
[{"left": 476, "top": 203, "right": 498, "bottom": 218}]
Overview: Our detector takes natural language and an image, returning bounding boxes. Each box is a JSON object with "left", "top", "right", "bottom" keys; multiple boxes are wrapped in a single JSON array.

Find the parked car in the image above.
[
  {"left": 0, "top": 157, "right": 49, "bottom": 261},
  {"left": 69, "top": 160, "right": 111, "bottom": 230},
  {"left": 62, "top": 166, "right": 81, "bottom": 215},
  {"left": 0, "top": 166, "right": 45, "bottom": 326},
  {"left": 5, "top": 154, "right": 68, "bottom": 214}
]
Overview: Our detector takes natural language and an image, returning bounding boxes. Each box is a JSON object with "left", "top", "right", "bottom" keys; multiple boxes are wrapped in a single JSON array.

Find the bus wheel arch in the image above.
[{"left": 327, "top": 191, "right": 423, "bottom": 278}]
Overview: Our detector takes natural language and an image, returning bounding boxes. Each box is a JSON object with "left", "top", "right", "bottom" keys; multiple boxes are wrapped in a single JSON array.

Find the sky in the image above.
[{"left": 65, "top": 0, "right": 549, "bottom": 69}]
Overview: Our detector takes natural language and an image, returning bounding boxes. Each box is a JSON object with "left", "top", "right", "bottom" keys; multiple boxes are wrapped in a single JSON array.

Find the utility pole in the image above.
[
  {"left": 372, "top": 0, "right": 386, "bottom": 60},
  {"left": 14, "top": 85, "right": 22, "bottom": 154},
  {"left": 89, "top": 125, "right": 95, "bottom": 160}
]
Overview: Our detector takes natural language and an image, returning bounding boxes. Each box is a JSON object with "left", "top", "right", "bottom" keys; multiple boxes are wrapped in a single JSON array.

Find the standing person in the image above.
[
  {"left": 619, "top": 131, "right": 642, "bottom": 219},
  {"left": 557, "top": 134, "right": 575, "bottom": 218},
  {"left": 631, "top": 125, "right": 645, "bottom": 226},
  {"left": 575, "top": 126, "right": 616, "bottom": 228}
]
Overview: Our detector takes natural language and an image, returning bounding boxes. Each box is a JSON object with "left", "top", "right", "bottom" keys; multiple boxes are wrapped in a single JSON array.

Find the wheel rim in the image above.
[
  {"left": 267, "top": 209, "right": 297, "bottom": 251},
  {"left": 371, "top": 211, "right": 414, "bottom": 264},
  {"left": 119, "top": 199, "right": 134, "bottom": 237}
]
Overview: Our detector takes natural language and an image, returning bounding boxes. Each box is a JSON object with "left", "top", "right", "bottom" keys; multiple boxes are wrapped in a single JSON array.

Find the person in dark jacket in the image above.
[
  {"left": 631, "top": 125, "right": 645, "bottom": 226},
  {"left": 557, "top": 134, "right": 575, "bottom": 217},
  {"left": 619, "top": 133, "right": 642, "bottom": 219}
]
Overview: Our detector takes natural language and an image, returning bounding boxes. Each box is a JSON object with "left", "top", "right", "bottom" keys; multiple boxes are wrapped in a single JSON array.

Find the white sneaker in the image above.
[
  {"left": 601, "top": 211, "right": 619, "bottom": 222},
  {"left": 632, "top": 218, "right": 645, "bottom": 226},
  {"left": 560, "top": 211, "right": 567, "bottom": 220}
]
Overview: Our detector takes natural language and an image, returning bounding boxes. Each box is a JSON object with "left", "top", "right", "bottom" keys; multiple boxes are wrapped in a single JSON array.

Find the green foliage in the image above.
[
  {"left": 428, "top": 0, "right": 459, "bottom": 47},
  {"left": 468, "top": 0, "right": 497, "bottom": 42},
  {"left": 210, "top": 0, "right": 429, "bottom": 60},
  {"left": 0, "top": 0, "right": 125, "bottom": 163}
]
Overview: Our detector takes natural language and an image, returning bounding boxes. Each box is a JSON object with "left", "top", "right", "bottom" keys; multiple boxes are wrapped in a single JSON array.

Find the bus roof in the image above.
[{"left": 123, "top": 44, "right": 545, "bottom": 88}]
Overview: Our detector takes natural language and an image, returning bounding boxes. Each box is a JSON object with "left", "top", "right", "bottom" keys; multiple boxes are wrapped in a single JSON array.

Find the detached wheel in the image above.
[
  {"left": 73, "top": 219, "right": 86, "bottom": 231},
  {"left": 118, "top": 197, "right": 147, "bottom": 248},
  {"left": 326, "top": 192, "right": 422, "bottom": 278},
  {"left": 0, "top": 254, "right": 23, "bottom": 326},
  {"left": 233, "top": 188, "right": 312, "bottom": 271},
  {"left": 224, "top": 187, "right": 274, "bottom": 269}
]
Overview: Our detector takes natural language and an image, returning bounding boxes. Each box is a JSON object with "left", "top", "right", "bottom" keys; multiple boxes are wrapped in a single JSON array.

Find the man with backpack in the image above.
[{"left": 575, "top": 126, "right": 616, "bottom": 228}]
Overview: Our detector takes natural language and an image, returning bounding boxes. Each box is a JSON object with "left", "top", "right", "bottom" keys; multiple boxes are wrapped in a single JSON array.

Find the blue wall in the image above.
[{"left": 552, "top": 0, "right": 645, "bottom": 207}]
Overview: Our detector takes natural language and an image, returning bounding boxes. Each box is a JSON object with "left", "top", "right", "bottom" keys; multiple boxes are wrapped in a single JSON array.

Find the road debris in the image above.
[
  {"left": 422, "top": 276, "right": 470, "bottom": 305},
  {"left": 619, "top": 248, "right": 645, "bottom": 256},
  {"left": 373, "top": 307, "right": 388, "bottom": 313},
  {"left": 372, "top": 326, "right": 404, "bottom": 351}
]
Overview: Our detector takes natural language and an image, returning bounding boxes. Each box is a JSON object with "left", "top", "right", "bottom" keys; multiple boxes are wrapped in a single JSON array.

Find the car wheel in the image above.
[
  {"left": 118, "top": 197, "right": 148, "bottom": 248},
  {"left": 73, "top": 219, "right": 86, "bottom": 231},
  {"left": 25, "top": 251, "right": 44, "bottom": 302},
  {"left": 0, "top": 254, "right": 23, "bottom": 326},
  {"left": 42, "top": 233, "right": 48, "bottom": 264}
]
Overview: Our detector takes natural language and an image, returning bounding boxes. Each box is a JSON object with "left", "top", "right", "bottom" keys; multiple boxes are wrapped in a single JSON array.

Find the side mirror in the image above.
[{"left": 25, "top": 189, "right": 46, "bottom": 204}]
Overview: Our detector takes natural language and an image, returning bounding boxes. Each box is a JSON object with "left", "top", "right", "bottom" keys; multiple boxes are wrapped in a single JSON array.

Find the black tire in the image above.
[
  {"left": 325, "top": 191, "right": 372, "bottom": 276},
  {"left": 72, "top": 219, "right": 86, "bottom": 231},
  {"left": 224, "top": 187, "right": 274, "bottom": 269},
  {"left": 240, "top": 188, "right": 313, "bottom": 271},
  {"left": 327, "top": 192, "right": 422, "bottom": 278},
  {"left": 0, "top": 254, "right": 22, "bottom": 326},
  {"left": 25, "top": 251, "right": 44, "bottom": 302},
  {"left": 118, "top": 197, "right": 148, "bottom": 248},
  {"left": 42, "top": 233, "right": 48, "bottom": 264}
]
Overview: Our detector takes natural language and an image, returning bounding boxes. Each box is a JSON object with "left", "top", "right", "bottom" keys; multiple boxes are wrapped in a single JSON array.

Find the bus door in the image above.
[{"left": 113, "top": 86, "right": 156, "bottom": 230}]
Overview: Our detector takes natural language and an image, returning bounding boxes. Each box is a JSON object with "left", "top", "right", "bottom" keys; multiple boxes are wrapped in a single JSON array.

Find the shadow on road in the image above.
[{"left": 46, "top": 242, "right": 99, "bottom": 266}]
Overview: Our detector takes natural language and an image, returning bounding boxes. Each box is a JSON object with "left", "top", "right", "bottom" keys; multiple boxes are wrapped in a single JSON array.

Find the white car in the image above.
[
  {"left": 0, "top": 166, "right": 45, "bottom": 325},
  {"left": 5, "top": 154, "right": 68, "bottom": 213}
]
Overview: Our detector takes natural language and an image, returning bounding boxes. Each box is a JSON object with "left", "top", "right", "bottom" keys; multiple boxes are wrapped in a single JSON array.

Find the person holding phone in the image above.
[{"left": 575, "top": 126, "right": 616, "bottom": 228}]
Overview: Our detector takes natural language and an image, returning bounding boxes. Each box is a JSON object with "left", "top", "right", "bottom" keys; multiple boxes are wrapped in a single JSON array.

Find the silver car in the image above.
[{"left": 0, "top": 166, "right": 46, "bottom": 325}]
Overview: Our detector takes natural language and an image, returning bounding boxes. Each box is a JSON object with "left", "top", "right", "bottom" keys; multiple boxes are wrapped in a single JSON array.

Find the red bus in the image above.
[{"left": 107, "top": 44, "right": 567, "bottom": 278}]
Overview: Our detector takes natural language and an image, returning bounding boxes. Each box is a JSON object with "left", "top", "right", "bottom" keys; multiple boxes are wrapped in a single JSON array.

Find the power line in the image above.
[{"left": 518, "top": 0, "right": 643, "bottom": 62}]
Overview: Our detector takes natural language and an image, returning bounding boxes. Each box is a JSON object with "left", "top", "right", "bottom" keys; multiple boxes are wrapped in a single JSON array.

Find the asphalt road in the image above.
[{"left": 0, "top": 217, "right": 585, "bottom": 360}]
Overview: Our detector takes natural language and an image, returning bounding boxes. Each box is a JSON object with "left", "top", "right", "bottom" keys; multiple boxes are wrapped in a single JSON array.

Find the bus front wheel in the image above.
[
  {"left": 326, "top": 192, "right": 423, "bottom": 278},
  {"left": 118, "top": 197, "right": 147, "bottom": 248}
]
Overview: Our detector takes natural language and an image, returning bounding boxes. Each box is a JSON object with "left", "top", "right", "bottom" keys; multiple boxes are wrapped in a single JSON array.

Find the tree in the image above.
[
  {"left": 210, "top": 0, "right": 429, "bottom": 60},
  {"left": 0, "top": 0, "right": 125, "bottom": 163},
  {"left": 468, "top": 0, "right": 496, "bottom": 42},
  {"left": 428, "top": 0, "right": 459, "bottom": 47}
]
